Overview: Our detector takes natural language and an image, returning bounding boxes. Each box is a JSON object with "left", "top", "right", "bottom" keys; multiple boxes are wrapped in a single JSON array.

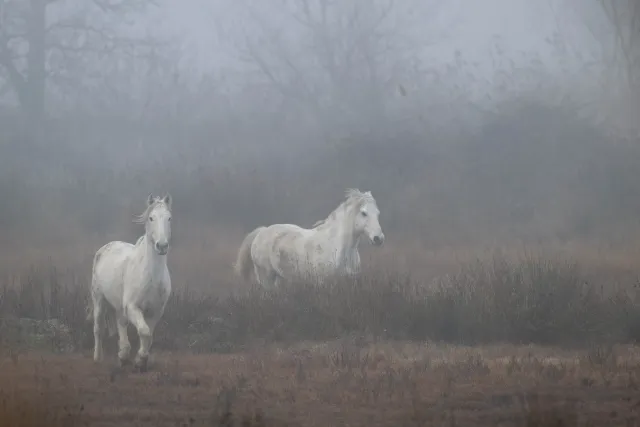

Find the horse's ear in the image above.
[
  {"left": 147, "top": 194, "right": 155, "bottom": 206},
  {"left": 162, "top": 193, "right": 172, "bottom": 208}
]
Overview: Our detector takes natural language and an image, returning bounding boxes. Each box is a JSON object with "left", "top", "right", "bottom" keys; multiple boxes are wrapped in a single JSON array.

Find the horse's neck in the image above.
[
  {"left": 135, "top": 235, "right": 166, "bottom": 280},
  {"left": 316, "top": 208, "right": 359, "bottom": 266}
]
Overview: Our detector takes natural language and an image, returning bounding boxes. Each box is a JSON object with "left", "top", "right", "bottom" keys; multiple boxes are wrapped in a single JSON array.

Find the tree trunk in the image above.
[{"left": 25, "top": 0, "right": 46, "bottom": 141}]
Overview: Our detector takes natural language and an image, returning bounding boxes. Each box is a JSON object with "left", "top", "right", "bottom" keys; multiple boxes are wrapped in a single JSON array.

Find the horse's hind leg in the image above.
[
  {"left": 91, "top": 292, "right": 105, "bottom": 362},
  {"left": 253, "top": 265, "right": 270, "bottom": 288},
  {"left": 256, "top": 266, "right": 278, "bottom": 289}
]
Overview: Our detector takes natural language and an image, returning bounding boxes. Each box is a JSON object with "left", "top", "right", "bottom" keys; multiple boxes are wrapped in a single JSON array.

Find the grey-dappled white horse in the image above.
[
  {"left": 87, "top": 194, "right": 173, "bottom": 372},
  {"left": 234, "top": 189, "right": 385, "bottom": 288}
]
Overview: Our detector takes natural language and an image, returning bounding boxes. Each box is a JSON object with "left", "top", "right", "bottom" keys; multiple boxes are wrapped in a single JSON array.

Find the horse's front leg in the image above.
[
  {"left": 125, "top": 304, "right": 153, "bottom": 372},
  {"left": 344, "top": 265, "right": 360, "bottom": 277},
  {"left": 116, "top": 312, "right": 131, "bottom": 366},
  {"left": 344, "top": 251, "right": 361, "bottom": 277},
  {"left": 273, "top": 274, "right": 284, "bottom": 288},
  {"left": 139, "top": 309, "right": 165, "bottom": 373}
]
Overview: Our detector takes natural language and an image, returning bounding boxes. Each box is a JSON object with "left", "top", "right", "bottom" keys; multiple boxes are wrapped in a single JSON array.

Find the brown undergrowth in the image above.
[
  {"left": 0, "top": 388, "right": 86, "bottom": 427},
  {"left": 2, "top": 240, "right": 640, "bottom": 426},
  {"left": 1, "top": 342, "right": 640, "bottom": 426},
  {"left": 1, "top": 242, "right": 639, "bottom": 353}
]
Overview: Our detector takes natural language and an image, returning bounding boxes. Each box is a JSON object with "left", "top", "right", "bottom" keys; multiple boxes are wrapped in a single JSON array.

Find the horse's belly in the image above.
[
  {"left": 93, "top": 242, "right": 133, "bottom": 304},
  {"left": 94, "top": 268, "right": 127, "bottom": 311}
]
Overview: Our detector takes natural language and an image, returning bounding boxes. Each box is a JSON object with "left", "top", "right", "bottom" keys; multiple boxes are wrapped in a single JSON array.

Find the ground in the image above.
[{"left": 2, "top": 342, "right": 640, "bottom": 426}]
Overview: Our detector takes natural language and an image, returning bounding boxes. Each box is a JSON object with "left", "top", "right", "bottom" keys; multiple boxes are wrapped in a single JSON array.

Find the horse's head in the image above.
[
  {"left": 136, "top": 194, "right": 173, "bottom": 255},
  {"left": 348, "top": 189, "right": 385, "bottom": 246}
]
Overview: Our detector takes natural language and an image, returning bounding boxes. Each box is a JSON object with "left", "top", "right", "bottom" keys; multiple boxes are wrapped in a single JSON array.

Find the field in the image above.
[
  {"left": 2, "top": 235, "right": 640, "bottom": 426},
  {"left": 2, "top": 343, "right": 640, "bottom": 427},
  {"left": 2, "top": 82, "right": 640, "bottom": 425}
]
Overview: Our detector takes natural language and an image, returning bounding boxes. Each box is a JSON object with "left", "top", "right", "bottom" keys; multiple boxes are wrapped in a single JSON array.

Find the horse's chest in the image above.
[
  {"left": 136, "top": 276, "right": 167, "bottom": 302},
  {"left": 138, "top": 283, "right": 167, "bottom": 316}
]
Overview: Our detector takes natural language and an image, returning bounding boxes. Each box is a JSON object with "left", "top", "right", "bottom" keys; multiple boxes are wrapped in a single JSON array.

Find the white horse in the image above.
[
  {"left": 235, "top": 189, "right": 385, "bottom": 287},
  {"left": 87, "top": 194, "right": 173, "bottom": 372}
]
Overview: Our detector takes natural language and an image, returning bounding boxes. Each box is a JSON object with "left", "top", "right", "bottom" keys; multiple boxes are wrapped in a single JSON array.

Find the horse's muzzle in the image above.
[
  {"left": 155, "top": 241, "right": 169, "bottom": 255},
  {"left": 372, "top": 234, "right": 385, "bottom": 246}
]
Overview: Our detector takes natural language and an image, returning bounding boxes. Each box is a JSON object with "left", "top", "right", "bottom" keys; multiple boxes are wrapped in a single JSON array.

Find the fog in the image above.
[
  {"left": 4, "top": 5, "right": 640, "bottom": 424},
  {"left": 0, "top": 0, "right": 638, "bottom": 250}
]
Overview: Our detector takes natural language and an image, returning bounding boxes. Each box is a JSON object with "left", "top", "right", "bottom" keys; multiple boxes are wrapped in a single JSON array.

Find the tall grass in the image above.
[{"left": 2, "top": 252, "right": 638, "bottom": 354}]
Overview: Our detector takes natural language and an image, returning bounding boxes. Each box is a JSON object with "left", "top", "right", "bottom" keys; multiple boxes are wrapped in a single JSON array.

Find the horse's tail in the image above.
[{"left": 234, "top": 226, "right": 265, "bottom": 281}]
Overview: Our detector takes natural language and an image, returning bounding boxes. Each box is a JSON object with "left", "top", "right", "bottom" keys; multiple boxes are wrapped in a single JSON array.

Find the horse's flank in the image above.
[{"left": 235, "top": 188, "right": 384, "bottom": 288}]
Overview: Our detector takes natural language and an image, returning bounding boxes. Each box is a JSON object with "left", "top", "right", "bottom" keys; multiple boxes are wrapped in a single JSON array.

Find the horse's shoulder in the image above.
[
  {"left": 96, "top": 240, "right": 131, "bottom": 256},
  {"left": 94, "top": 240, "right": 134, "bottom": 266}
]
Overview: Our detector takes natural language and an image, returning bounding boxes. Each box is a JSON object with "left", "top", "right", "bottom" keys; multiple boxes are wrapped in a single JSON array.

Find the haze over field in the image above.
[
  {"left": 0, "top": 0, "right": 638, "bottom": 252},
  {"left": 2, "top": 2, "right": 640, "bottom": 426}
]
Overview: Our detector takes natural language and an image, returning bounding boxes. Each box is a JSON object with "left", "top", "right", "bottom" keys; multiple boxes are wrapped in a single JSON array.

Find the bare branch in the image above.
[
  {"left": 598, "top": 0, "right": 640, "bottom": 88},
  {"left": 0, "top": 41, "right": 26, "bottom": 101},
  {"left": 92, "top": 0, "right": 158, "bottom": 14}
]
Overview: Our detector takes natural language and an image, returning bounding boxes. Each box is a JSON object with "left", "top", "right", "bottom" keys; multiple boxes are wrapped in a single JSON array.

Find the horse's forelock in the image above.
[
  {"left": 133, "top": 199, "right": 171, "bottom": 224},
  {"left": 344, "top": 188, "right": 375, "bottom": 211},
  {"left": 313, "top": 189, "right": 375, "bottom": 229}
]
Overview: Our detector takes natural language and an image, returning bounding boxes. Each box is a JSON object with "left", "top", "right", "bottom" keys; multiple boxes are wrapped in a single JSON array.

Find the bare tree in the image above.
[
  {"left": 233, "top": 0, "right": 432, "bottom": 135},
  {"left": 0, "top": 0, "right": 167, "bottom": 138},
  {"left": 598, "top": 0, "right": 640, "bottom": 90}
]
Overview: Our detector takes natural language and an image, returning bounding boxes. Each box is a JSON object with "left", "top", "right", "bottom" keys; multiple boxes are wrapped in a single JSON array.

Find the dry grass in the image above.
[
  {"left": 2, "top": 234, "right": 640, "bottom": 425},
  {"left": 1, "top": 342, "right": 640, "bottom": 426},
  {"left": 2, "top": 236, "right": 640, "bottom": 353}
]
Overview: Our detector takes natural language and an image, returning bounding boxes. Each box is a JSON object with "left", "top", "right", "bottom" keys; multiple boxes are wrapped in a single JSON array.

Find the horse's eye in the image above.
[
  {"left": 149, "top": 217, "right": 154, "bottom": 222},
  {"left": 168, "top": 217, "right": 172, "bottom": 221},
  {"left": 361, "top": 211, "right": 368, "bottom": 217}
]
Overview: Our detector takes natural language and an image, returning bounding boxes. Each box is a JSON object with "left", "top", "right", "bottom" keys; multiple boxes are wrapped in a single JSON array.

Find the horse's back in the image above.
[
  {"left": 252, "top": 223, "right": 317, "bottom": 278},
  {"left": 253, "top": 223, "right": 311, "bottom": 250}
]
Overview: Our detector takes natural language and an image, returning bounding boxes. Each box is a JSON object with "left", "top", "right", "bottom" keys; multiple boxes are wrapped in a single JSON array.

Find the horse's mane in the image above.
[
  {"left": 132, "top": 196, "right": 171, "bottom": 224},
  {"left": 312, "top": 188, "right": 374, "bottom": 228}
]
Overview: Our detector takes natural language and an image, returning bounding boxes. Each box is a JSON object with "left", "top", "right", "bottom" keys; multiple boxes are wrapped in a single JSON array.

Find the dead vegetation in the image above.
[
  {"left": 1, "top": 244, "right": 640, "bottom": 425},
  {"left": 1, "top": 342, "right": 640, "bottom": 426},
  {"left": 2, "top": 249, "right": 639, "bottom": 354}
]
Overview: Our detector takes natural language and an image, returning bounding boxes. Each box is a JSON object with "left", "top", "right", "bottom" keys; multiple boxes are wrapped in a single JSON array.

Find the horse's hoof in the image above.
[
  {"left": 118, "top": 357, "right": 131, "bottom": 368},
  {"left": 134, "top": 356, "right": 148, "bottom": 373},
  {"left": 134, "top": 364, "right": 148, "bottom": 373}
]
